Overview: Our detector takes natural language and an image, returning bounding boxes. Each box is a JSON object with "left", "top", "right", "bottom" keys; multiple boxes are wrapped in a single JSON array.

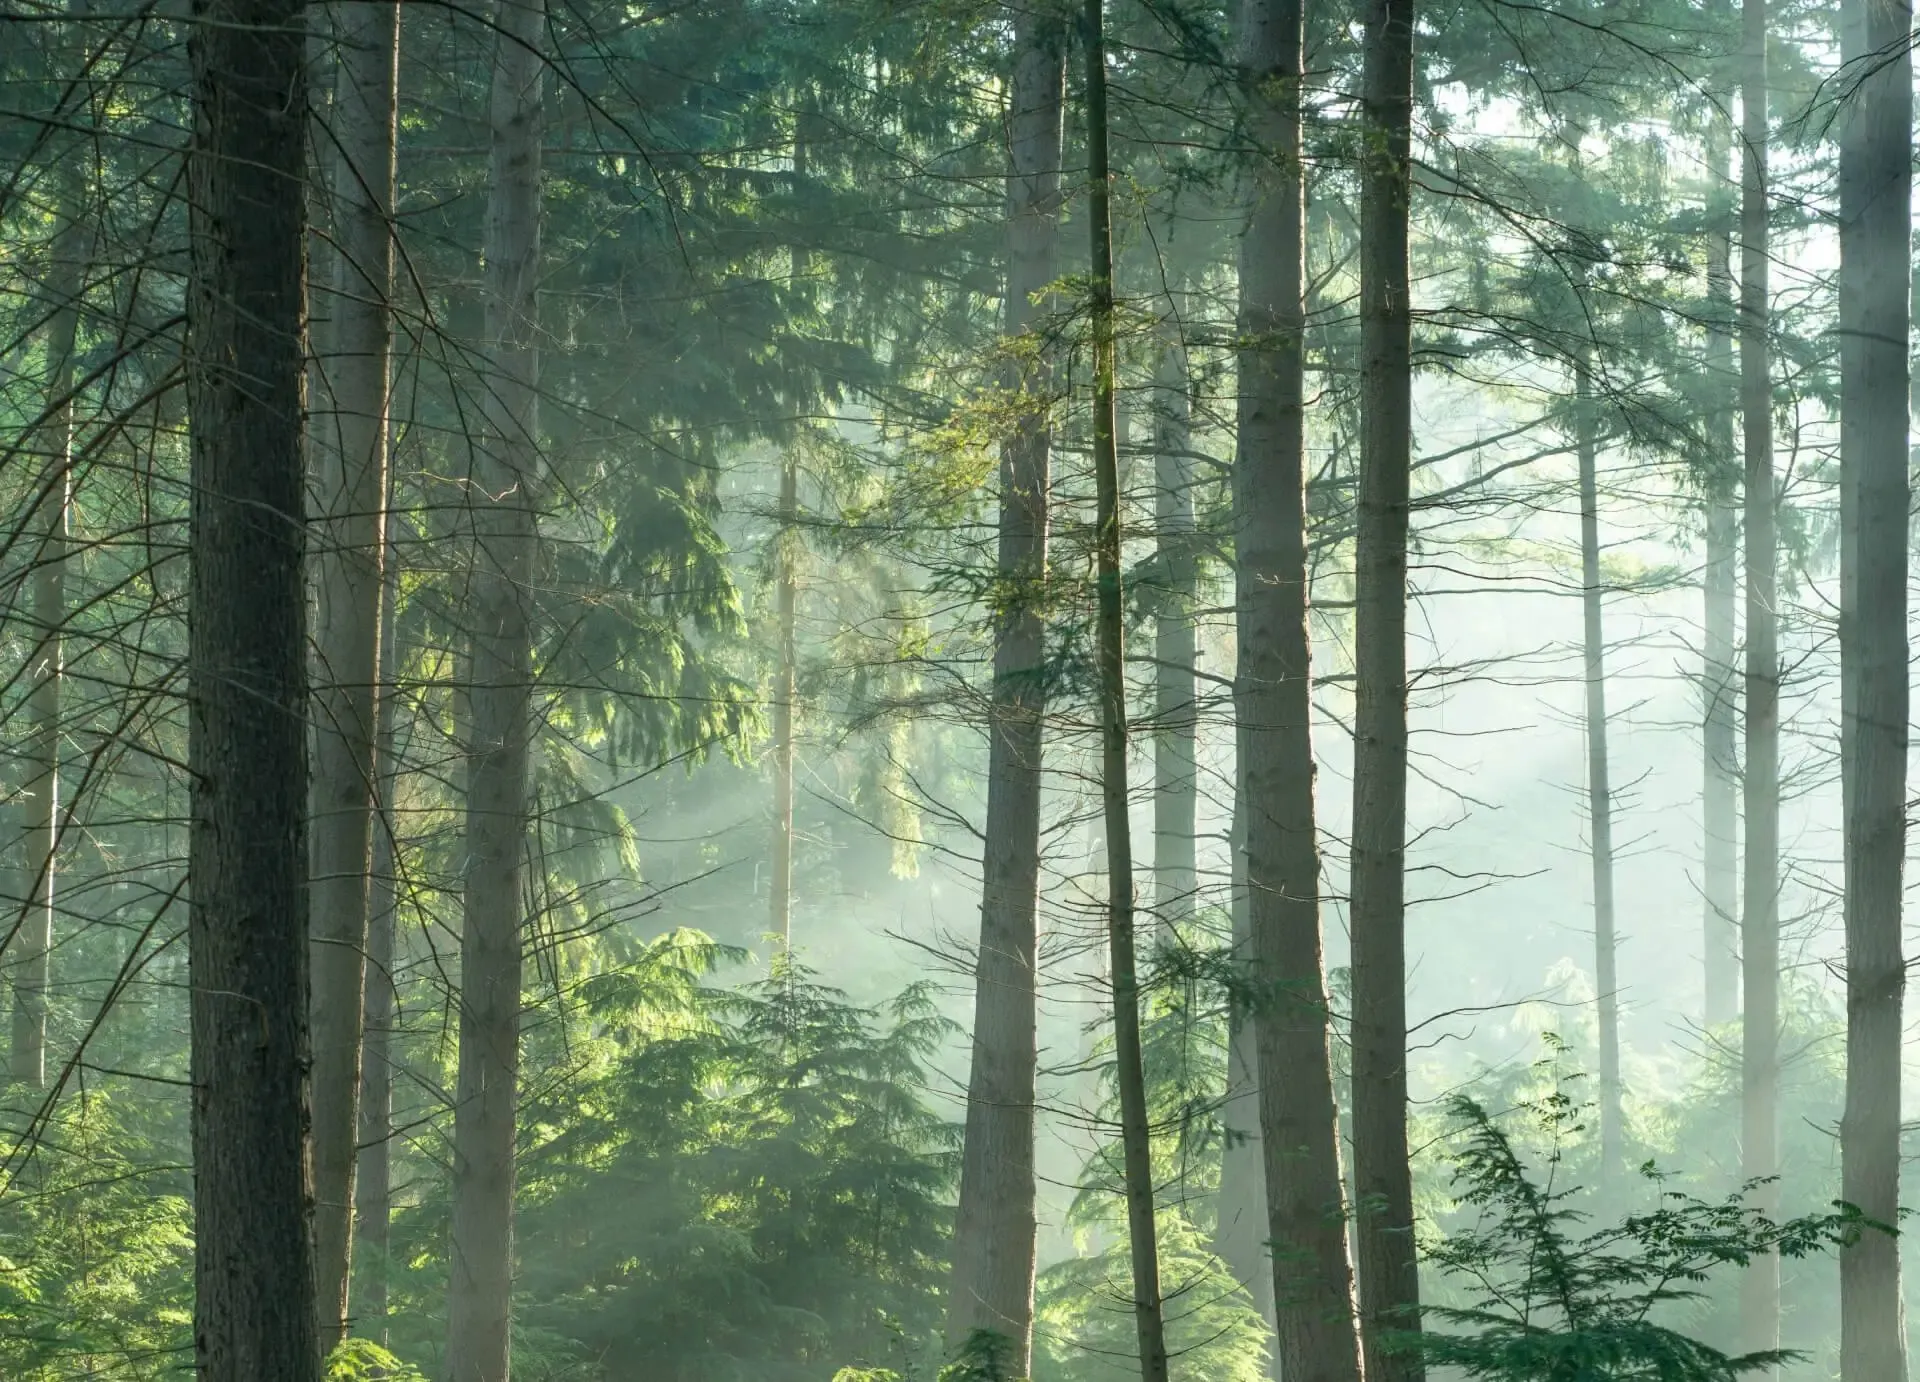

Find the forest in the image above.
[{"left": 0, "top": 0, "right": 1916, "bottom": 1374}]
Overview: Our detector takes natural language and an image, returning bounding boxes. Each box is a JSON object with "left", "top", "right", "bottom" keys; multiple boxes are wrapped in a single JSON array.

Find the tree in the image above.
[
  {"left": 1349, "top": 0, "right": 1422, "bottom": 1371},
  {"left": 308, "top": 0, "right": 400, "bottom": 1344},
  {"left": 444, "top": 0, "right": 544, "bottom": 1374},
  {"left": 1234, "top": 0, "right": 1364, "bottom": 1370},
  {"left": 1734, "top": 0, "right": 1778, "bottom": 1355},
  {"left": 1834, "top": 0, "right": 1911, "bottom": 1367},
  {"left": 946, "top": 3, "right": 1065, "bottom": 1369},
  {"left": 1151, "top": 310, "right": 1198, "bottom": 935},
  {"left": 185, "top": 0, "right": 320, "bottom": 1369}
]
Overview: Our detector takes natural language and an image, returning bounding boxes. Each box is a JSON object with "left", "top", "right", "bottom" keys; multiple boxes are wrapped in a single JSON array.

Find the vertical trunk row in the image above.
[
  {"left": 184, "top": 0, "right": 319, "bottom": 1370},
  {"left": 1234, "top": 0, "right": 1364, "bottom": 1371},
  {"left": 769, "top": 450, "right": 798, "bottom": 949},
  {"left": 12, "top": 168, "right": 85, "bottom": 1091},
  {"left": 1085, "top": 3, "right": 1170, "bottom": 1375},
  {"left": 1835, "top": 0, "right": 1911, "bottom": 1368},
  {"left": 1736, "top": 0, "right": 1780, "bottom": 1355},
  {"left": 444, "top": 0, "right": 544, "bottom": 1376},
  {"left": 352, "top": 518, "right": 403, "bottom": 1344},
  {"left": 1349, "top": 0, "right": 1422, "bottom": 1372},
  {"left": 1152, "top": 315, "right": 1198, "bottom": 935},
  {"left": 1700, "top": 106, "right": 1739, "bottom": 1034},
  {"left": 945, "top": 7, "right": 1063, "bottom": 1370},
  {"left": 308, "top": 0, "right": 400, "bottom": 1346},
  {"left": 1573, "top": 353, "right": 1622, "bottom": 1181}
]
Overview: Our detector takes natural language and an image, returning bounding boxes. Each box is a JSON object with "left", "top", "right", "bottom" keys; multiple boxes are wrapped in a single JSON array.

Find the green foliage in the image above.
[
  {"left": 326, "top": 1339, "right": 428, "bottom": 1381},
  {"left": 1410, "top": 1092, "right": 1864, "bottom": 1381}
]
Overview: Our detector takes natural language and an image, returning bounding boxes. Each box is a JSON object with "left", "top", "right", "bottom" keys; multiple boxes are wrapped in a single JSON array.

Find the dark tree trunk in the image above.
[
  {"left": 185, "top": 0, "right": 319, "bottom": 1369},
  {"left": 308, "top": 0, "right": 399, "bottom": 1346},
  {"left": 444, "top": 1, "right": 543, "bottom": 1376},
  {"left": 1086, "top": 2, "right": 1169, "bottom": 1373},
  {"left": 946, "top": 8, "right": 1064, "bottom": 1370},
  {"left": 1736, "top": 0, "right": 1780, "bottom": 1354},
  {"left": 1235, "top": 0, "right": 1365, "bottom": 1372},
  {"left": 1836, "top": 0, "right": 1911, "bottom": 1369},
  {"left": 1349, "top": 0, "right": 1423, "bottom": 1372}
]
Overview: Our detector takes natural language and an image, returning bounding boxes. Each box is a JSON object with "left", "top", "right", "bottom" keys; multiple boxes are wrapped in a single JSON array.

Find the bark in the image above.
[
  {"left": 1086, "top": 3, "right": 1169, "bottom": 1373},
  {"left": 12, "top": 167, "right": 84, "bottom": 1091},
  {"left": 185, "top": 0, "right": 319, "bottom": 1370},
  {"left": 1735, "top": 1, "right": 1780, "bottom": 1356},
  {"left": 1836, "top": 0, "right": 1911, "bottom": 1369},
  {"left": 351, "top": 515, "right": 402, "bottom": 1343},
  {"left": 770, "top": 450, "right": 797, "bottom": 947},
  {"left": 1217, "top": 777, "right": 1278, "bottom": 1369},
  {"left": 1235, "top": 0, "right": 1364, "bottom": 1372},
  {"left": 1573, "top": 352, "right": 1621, "bottom": 1181},
  {"left": 1349, "top": 0, "right": 1422, "bottom": 1372},
  {"left": 1700, "top": 113, "right": 1739, "bottom": 1033},
  {"left": 945, "top": 7, "right": 1063, "bottom": 1369},
  {"left": 444, "top": 1, "right": 543, "bottom": 1376},
  {"left": 1152, "top": 322, "right": 1198, "bottom": 936},
  {"left": 308, "top": 0, "right": 399, "bottom": 1346}
]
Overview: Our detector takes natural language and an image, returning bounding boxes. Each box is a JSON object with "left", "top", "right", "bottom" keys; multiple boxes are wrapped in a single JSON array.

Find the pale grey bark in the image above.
[
  {"left": 946, "top": 8, "right": 1063, "bottom": 1370},
  {"left": 444, "top": 1, "right": 543, "bottom": 1376},
  {"left": 1152, "top": 322, "right": 1198, "bottom": 936},
  {"left": 308, "top": 0, "right": 399, "bottom": 1346}
]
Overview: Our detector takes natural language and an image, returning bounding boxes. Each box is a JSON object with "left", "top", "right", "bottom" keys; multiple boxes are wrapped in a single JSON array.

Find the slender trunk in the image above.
[
  {"left": 1701, "top": 112, "right": 1740, "bottom": 1033},
  {"left": 12, "top": 173, "right": 84, "bottom": 1091},
  {"left": 1152, "top": 323, "right": 1198, "bottom": 936},
  {"left": 1350, "top": 0, "right": 1422, "bottom": 1373},
  {"left": 1235, "top": 0, "right": 1365, "bottom": 1372},
  {"left": 1217, "top": 775, "right": 1278, "bottom": 1371},
  {"left": 308, "top": 0, "right": 399, "bottom": 1345},
  {"left": 352, "top": 514, "right": 402, "bottom": 1344},
  {"left": 770, "top": 452, "right": 798, "bottom": 948},
  {"left": 1736, "top": 1, "right": 1780, "bottom": 1357},
  {"left": 1086, "top": 6, "right": 1169, "bottom": 1376},
  {"left": 186, "top": 0, "right": 318, "bottom": 1369},
  {"left": 444, "top": 2, "right": 543, "bottom": 1377},
  {"left": 946, "top": 10, "right": 1063, "bottom": 1370},
  {"left": 1573, "top": 353, "right": 1622, "bottom": 1181},
  {"left": 1836, "top": 0, "right": 1911, "bottom": 1368}
]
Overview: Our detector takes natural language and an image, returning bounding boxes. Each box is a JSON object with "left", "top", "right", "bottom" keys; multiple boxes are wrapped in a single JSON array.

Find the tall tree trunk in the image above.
[
  {"left": 308, "top": 0, "right": 399, "bottom": 1346},
  {"left": 1217, "top": 775, "right": 1278, "bottom": 1370},
  {"left": 352, "top": 514, "right": 402, "bottom": 1345},
  {"left": 1573, "top": 353, "right": 1622, "bottom": 1181},
  {"left": 1235, "top": 0, "right": 1365, "bottom": 1372},
  {"left": 185, "top": 0, "right": 318, "bottom": 1370},
  {"left": 946, "top": 8, "right": 1063, "bottom": 1371},
  {"left": 1152, "top": 320, "right": 1197, "bottom": 935},
  {"left": 1086, "top": 4, "right": 1169, "bottom": 1375},
  {"left": 1350, "top": 0, "right": 1422, "bottom": 1373},
  {"left": 1700, "top": 111, "right": 1739, "bottom": 1034},
  {"left": 770, "top": 450, "right": 798, "bottom": 949},
  {"left": 1736, "top": 0, "right": 1780, "bottom": 1356},
  {"left": 444, "top": 1, "right": 543, "bottom": 1376},
  {"left": 12, "top": 169, "right": 84, "bottom": 1091},
  {"left": 1836, "top": 0, "right": 1911, "bottom": 1369}
]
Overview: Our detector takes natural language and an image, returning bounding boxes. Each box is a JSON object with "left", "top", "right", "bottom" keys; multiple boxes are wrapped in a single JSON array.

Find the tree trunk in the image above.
[
  {"left": 1217, "top": 775, "right": 1278, "bottom": 1371},
  {"left": 1349, "top": 0, "right": 1422, "bottom": 1373},
  {"left": 1235, "top": 0, "right": 1365, "bottom": 1372},
  {"left": 308, "top": 0, "right": 399, "bottom": 1346},
  {"left": 946, "top": 9, "right": 1063, "bottom": 1371},
  {"left": 1700, "top": 112, "right": 1739, "bottom": 1034},
  {"left": 1836, "top": 0, "right": 1911, "bottom": 1368},
  {"left": 770, "top": 451, "right": 798, "bottom": 949},
  {"left": 1086, "top": 3, "right": 1169, "bottom": 1374},
  {"left": 444, "top": 1, "right": 543, "bottom": 1376},
  {"left": 185, "top": 0, "right": 319, "bottom": 1370},
  {"left": 1736, "top": 0, "right": 1780, "bottom": 1356},
  {"left": 1152, "top": 319, "right": 1197, "bottom": 935},
  {"left": 352, "top": 513, "right": 402, "bottom": 1345},
  {"left": 12, "top": 168, "right": 84, "bottom": 1092},
  {"left": 1573, "top": 353, "right": 1622, "bottom": 1181}
]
